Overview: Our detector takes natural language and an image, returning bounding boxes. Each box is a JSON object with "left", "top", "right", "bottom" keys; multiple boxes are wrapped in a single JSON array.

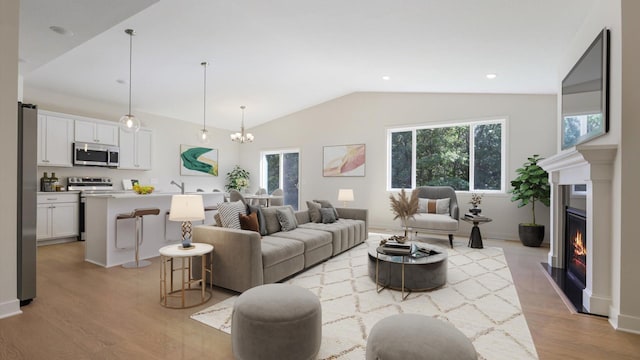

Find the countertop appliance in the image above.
[
  {"left": 18, "top": 102, "right": 37, "bottom": 306},
  {"left": 69, "top": 177, "right": 115, "bottom": 241},
  {"left": 73, "top": 142, "right": 119, "bottom": 167}
]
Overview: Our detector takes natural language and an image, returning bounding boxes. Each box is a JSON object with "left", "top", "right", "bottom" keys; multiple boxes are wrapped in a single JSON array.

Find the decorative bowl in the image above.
[{"left": 133, "top": 184, "right": 154, "bottom": 195}]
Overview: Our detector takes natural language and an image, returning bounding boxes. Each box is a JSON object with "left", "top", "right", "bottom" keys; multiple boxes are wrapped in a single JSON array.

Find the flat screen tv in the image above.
[{"left": 561, "top": 28, "right": 610, "bottom": 149}]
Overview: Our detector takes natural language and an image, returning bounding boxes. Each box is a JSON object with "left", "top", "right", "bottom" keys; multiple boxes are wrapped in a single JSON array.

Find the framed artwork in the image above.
[
  {"left": 180, "top": 144, "right": 218, "bottom": 176},
  {"left": 323, "top": 144, "right": 366, "bottom": 177}
]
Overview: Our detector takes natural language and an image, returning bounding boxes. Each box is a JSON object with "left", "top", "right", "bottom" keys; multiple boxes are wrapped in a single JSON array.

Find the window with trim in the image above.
[{"left": 388, "top": 119, "right": 505, "bottom": 192}]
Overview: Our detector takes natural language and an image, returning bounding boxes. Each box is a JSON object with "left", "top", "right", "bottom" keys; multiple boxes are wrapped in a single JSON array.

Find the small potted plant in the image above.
[
  {"left": 469, "top": 193, "right": 483, "bottom": 215},
  {"left": 225, "top": 165, "right": 250, "bottom": 192},
  {"left": 389, "top": 189, "right": 419, "bottom": 242},
  {"left": 510, "top": 155, "right": 550, "bottom": 247}
]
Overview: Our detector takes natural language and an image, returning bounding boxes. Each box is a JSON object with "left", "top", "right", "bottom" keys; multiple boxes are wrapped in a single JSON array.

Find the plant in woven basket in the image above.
[{"left": 389, "top": 189, "right": 419, "bottom": 240}]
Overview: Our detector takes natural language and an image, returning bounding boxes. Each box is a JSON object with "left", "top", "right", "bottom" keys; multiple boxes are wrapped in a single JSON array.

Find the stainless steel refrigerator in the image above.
[{"left": 17, "top": 102, "right": 37, "bottom": 306}]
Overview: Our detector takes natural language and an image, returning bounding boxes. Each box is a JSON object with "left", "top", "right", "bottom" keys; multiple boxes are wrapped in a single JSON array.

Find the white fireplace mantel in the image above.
[{"left": 539, "top": 144, "right": 617, "bottom": 316}]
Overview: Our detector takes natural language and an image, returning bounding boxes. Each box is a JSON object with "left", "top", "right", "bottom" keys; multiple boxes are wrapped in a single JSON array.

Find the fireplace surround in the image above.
[{"left": 539, "top": 144, "right": 617, "bottom": 316}]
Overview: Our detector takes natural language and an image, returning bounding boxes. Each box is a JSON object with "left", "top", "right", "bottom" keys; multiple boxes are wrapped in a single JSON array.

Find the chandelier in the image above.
[
  {"left": 198, "top": 61, "right": 209, "bottom": 144},
  {"left": 230, "top": 105, "right": 254, "bottom": 143},
  {"left": 119, "top": 29, "right": 141, "bottom": 132}
]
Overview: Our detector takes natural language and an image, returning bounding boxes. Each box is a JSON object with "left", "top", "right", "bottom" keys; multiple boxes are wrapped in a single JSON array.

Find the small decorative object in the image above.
[
  {"left": 389, "top": 189, "right": 419, "bottom": 240},
  {"left": 323, "top": 144, "right": 366, "bottom": 177},
  {"left": 169, "top": 195, "right": 205, "bottom": 249},
  {"left": 225, "top": 165, "right": 250, "bottom": 191},
  {"left": 469, "top": 193, "right": 483, "bottom": 215},
  {"left": 510, "top": 155, "right": 551, "bottom": 247}
]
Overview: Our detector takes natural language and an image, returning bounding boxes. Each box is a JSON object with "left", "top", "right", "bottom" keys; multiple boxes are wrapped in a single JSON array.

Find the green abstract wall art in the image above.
[{"left": 180, "top": 144, "right": 219, "bottom": 176}]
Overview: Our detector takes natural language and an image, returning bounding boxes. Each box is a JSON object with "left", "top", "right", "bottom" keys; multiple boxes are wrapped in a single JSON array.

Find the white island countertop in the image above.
[{"left": 84, "top": 191, "right": 225, "bottom": 267}]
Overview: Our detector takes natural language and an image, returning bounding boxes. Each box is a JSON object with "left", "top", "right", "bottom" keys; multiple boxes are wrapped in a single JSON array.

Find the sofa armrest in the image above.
[
  {"left": 336, "top": 208, "right": 369, "bottom": 235},
  {"left": 192, "top": 225, "right": 264, "bottom": 293}
]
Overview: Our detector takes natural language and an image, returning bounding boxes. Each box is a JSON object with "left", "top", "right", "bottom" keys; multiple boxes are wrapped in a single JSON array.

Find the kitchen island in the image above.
[{"left": 84, "top": 192, "right": 225, "bottom": 267}]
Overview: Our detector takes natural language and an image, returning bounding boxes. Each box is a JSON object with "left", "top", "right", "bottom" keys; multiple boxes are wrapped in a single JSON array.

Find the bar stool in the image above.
[{"left": 116, "top": 208, "right": 160, "bottom": 268}]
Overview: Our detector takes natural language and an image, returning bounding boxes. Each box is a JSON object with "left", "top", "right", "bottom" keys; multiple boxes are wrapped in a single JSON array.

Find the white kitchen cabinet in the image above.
[
  {"left": 75, "top": 119, "right": 119, "bottom": 145},
  {"left": 37, "top": 115, "right": 74, "bottom": 167},
  {"left": 118, "top": 128, "right": 152, "bottom": 170},
  {"left": 37, "top": 193, "right": 79, "bottom": 242}
]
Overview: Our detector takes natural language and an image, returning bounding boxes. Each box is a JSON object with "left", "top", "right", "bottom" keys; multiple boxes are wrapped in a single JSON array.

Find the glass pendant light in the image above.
[
  {"left": 230, "top": 105, "right": 254, "bottom": 143},
  {"left": 119, "top": 29, "right": 141, "bottom": 132},
  {"left": 198, "top": 61, "right": 210, "bottom": 144}
]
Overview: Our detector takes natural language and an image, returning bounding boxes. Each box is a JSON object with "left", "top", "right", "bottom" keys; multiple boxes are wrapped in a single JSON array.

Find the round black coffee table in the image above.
[{"left": 367, "top": 242, "right": 447, "bottom": 300}]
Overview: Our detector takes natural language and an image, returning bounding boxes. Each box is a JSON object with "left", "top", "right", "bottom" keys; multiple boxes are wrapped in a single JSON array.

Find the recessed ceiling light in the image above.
[
  {"left": 49, "top": 26, "right": 74, "bottom": 36},
  {"left": 486, "top": 73, "right": 497, "bottom": 79},
  {"left": 382, "top": 76, "right": 391, "bottom": 81}
]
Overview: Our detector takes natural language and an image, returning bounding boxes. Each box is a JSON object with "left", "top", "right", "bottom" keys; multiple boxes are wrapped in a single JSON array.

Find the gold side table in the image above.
[{"left": 159, "top": 243, "right": 213, "bottom": 309}]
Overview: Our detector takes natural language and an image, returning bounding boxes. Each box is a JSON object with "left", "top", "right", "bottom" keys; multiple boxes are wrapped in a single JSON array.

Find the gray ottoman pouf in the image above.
[
  {"left": 366, "top": 314, "right": 477, "bottom": 360},
  {"left": 232, "top": 283, "right": 322, "bottom": 360}
]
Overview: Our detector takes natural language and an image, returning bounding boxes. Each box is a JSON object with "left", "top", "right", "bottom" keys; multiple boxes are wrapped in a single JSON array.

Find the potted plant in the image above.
[
  {"left": 469, "top": 193, "right": 483, "bottom": 215},
  {"left": 510, "top": 155, "right": 550, "bottom": 247},
  {"left": 225, "top": 165, "right": 250, "bottom": 192},
  {"left": 389, "top": 189, "right": 419, "bottom": 242}
]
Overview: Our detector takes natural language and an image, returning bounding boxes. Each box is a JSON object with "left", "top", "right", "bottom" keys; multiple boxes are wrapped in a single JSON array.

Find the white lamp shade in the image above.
[
  {"left": 169, "top": 195, "right": 205, "bottom": 221},
  {"left": 338, "top": 189, "right": 354, "bottom": 202}
]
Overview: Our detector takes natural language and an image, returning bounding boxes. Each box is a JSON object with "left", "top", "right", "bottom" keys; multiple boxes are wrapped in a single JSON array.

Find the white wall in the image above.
[
  {"left": 0, "top": 0, "right": 21, "bottom": 318},
  {"left": 558, "top": 0, "right": 640, "bottom": 333},
  {"left": 237, "top": 92, "right": 557, "bottom": 241},
  {"left": 24, "top": 86, "right": 241, "bottom": 193}
]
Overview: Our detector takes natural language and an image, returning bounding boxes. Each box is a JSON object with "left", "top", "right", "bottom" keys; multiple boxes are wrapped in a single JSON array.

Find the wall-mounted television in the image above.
[{"left": 561, "top": 28, "right": 610, "bottom": 149}]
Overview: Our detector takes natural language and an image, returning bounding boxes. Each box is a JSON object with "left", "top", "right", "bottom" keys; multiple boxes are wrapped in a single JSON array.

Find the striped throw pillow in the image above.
[{"left": 218, "top": 200, "right": 246, "bottom": 229}]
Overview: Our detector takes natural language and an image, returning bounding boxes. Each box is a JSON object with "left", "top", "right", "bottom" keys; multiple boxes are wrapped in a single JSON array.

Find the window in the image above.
[
  {"left": 261, "top": 150, "right": 300, "bottom": 210},
  {"left": 388, "top": 119, "right": 505, "bottom": 192}
]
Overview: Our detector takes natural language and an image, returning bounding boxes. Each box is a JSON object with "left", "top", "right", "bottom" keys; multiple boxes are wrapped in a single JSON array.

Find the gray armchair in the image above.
[{"left": 404, "top": 186, "right": 459, "bottom": 248}]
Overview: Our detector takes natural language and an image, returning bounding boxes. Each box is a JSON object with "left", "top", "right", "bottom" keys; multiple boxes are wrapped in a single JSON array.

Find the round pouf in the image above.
[
  {"left": 232, "top": 284, "right": 322, "bottom": 360},
  {"left": 366, "top": 314, "right": 477, "bottom": 360}
]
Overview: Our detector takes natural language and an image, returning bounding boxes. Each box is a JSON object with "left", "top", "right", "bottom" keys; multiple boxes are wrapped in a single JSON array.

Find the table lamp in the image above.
[
  {"left": 338, "top": 189, "right": 354, "bottom": 207},
  {"left": 169, "top": 194, "right": 205, "bottom": 248}
]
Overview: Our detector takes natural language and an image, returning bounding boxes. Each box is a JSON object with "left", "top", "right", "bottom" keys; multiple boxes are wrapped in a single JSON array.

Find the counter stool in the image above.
[{"left": 116, "top": 208, "right": 160, "bottom": 268}]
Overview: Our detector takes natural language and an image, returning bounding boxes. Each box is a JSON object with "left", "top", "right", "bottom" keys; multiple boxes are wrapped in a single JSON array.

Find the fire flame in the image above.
[{"left": 573, "top": 231, "right": 586, "bottom": 256}]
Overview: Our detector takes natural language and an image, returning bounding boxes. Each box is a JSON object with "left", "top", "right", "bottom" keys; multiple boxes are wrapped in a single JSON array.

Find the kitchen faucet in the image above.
[{"left": 170, "top": 180, "right": 185, "bottom": 194}]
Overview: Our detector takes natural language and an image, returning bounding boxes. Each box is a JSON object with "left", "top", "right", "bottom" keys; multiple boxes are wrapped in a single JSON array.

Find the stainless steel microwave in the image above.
[{"left": 73, "top": 142, "right": 119, "bottom": 167}]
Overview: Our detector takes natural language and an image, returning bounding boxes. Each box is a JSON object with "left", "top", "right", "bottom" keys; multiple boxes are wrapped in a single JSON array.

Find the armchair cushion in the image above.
[{"left": 418, "top": 198, "right": 450, "bottom": 215}]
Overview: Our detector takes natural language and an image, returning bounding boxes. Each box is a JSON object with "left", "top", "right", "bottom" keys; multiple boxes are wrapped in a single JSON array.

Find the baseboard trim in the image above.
[{"left": 0, "top": 299, "right": 22, "bottom": 319}]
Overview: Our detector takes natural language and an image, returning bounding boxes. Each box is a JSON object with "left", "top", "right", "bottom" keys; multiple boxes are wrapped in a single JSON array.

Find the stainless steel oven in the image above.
[
  {"left": 73, "top": 142, "right": 119, "bottom": 167},
  {"left": 68, "top": 177, "right": 114, "bottom": 240}
]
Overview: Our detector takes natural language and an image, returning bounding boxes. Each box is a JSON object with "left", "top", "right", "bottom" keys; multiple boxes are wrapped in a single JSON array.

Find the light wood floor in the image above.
[{"left": 1, "top": 236, "right": 639, "bottom": 359}]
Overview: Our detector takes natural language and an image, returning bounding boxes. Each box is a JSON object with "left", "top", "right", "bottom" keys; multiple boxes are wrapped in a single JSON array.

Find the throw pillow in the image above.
[
  {"left": 314, "top": 199, "right": 339, "bottom": 219},
  {"left": 419, "top": 198, "right": 450, "bottom": 215},
  {"left": 320, "top": 208, "right": 336, "bottom": 224},
  {"left": 276, "top": 207, "right": 298, "bottom": 231},
  {"left": 214, "top": 212, "right": 223, "bottom": 227},
  {"left": 306, "top": 201, "right": 323, "bottom": 223},
  {"left": 246, "top": 204, "right": 268, "bottom": 236},
  {"left": 239, "top": 212, "right": 261, "bottom": 236},
  {"left": 218, "top": 200, "right": 246, "bottom": 229}
]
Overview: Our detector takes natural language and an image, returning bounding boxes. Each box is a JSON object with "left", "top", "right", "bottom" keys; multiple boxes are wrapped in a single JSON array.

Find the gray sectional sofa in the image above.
[{"left": 193, "top": 205, "right": 368, "bottom": 293}]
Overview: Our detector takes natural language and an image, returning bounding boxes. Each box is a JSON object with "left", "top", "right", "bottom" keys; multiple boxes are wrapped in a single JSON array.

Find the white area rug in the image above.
[{"left": 191, "top": 234, "right": 538, "bottom": 360}]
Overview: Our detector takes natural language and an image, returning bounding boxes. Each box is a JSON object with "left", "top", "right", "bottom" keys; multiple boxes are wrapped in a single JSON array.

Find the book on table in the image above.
[
  {"left": 381, "top": 241, "right": 412, "bottom": 255},
  {"left": 464, "top": 213, "right": 488, "bottom": 220}
]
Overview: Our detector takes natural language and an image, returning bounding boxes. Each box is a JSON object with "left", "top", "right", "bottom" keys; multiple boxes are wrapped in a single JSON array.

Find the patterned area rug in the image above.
[{"left": 191, "top": 234, "right": 538, "bottom": 360}]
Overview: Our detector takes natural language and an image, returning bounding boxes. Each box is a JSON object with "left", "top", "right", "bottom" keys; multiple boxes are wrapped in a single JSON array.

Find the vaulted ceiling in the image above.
[{"left": 20, "top": 0, "right": 596, "bottom": 130}]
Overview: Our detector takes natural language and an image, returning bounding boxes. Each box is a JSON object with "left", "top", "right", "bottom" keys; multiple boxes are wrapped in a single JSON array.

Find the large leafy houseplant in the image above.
[
  {"left": 225, "top": 165, "right": 250, "bottom": 192},
  {"left": 389, "top": 189, "right": 419, "bottom": 241},
  {"left": 510, "top": 155, "right": 550, "bottom": 246}
]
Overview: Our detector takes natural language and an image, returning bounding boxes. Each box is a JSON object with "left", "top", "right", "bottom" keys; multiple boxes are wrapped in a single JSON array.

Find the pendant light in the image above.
[
  {"left": 198, "top": 61, "right": 210, "bottom": 144},
  {"left": 230, "top": 105, "right": 254, "bottom": 143},
  {"left": 119, "top": 29, "right": 141, "bottom": 132}
]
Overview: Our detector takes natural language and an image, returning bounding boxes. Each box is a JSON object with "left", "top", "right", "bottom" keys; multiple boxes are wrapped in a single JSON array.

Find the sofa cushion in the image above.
[
  {"left": 218, "top": 200, "right": 246, "bottom": 229},
  {"left": 306, "top": 201, "right": 322, "bottom": 223},
  {"left": 406, "top": 213, "right": 458, "bottom": 232},
  {"left": 418, "top": 198, "right": 450, "bottom": 215},
  {"left": 261, "top": 206, "right": 284, "bottom": 235},
  {"left": 260, "top": 236, "right": 305, "bottom": 268},
  {"left": 239, "top": 212, "right": 260, "bottom": 235},
  {"left": 314, "top": 199, "right": 339, "bottom": 219},
  {"left": 271, "top": 228, "right": 332, "bottom": 252},
  {"left": 246, "top": 204, "right": 268, "bottom": 236},
  {"left": 277, "top": 207, "right": 298, "bottom": 231},
  {"left": 321, "top": 208, "right": 336, "bottom": 223}
]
